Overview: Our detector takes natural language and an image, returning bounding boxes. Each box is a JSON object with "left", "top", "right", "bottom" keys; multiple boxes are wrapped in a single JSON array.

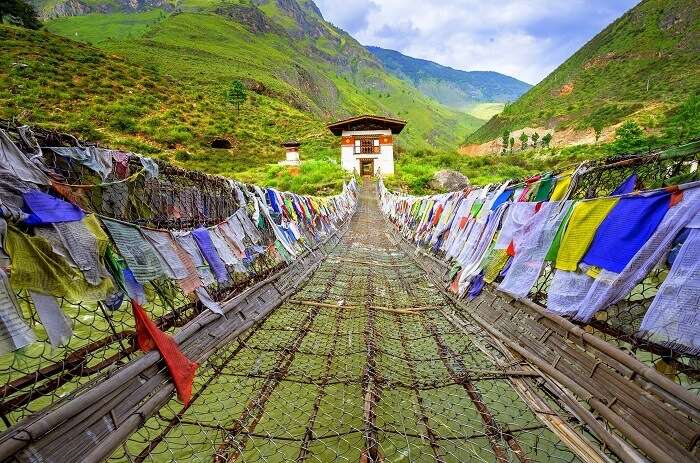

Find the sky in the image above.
[{"left": 314, "top": 0, "right": 640, "bottom": 84}]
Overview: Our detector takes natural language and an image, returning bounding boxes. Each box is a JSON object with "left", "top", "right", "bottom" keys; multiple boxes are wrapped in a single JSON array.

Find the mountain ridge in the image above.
[{"left": 367, "top": 45, "right": 531, "bottom": 110}]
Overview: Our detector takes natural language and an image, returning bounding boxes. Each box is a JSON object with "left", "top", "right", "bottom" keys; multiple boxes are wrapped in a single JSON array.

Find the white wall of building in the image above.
[{"left": 340, "top": 129, "right": 395, "bottom": 176}]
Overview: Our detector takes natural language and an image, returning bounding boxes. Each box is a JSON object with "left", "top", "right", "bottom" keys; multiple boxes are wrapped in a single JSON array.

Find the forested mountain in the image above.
[{"left": 367, "top": 45, "right": 530, "bottom": 110}]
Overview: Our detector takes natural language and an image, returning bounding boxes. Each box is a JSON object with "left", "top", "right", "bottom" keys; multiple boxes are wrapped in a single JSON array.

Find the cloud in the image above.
[
  {"left": 315, "top": 0, "right": 640, "bottom": 84},
  {"left": 315, "top": 0, "right": 379, "bottom": 34}
]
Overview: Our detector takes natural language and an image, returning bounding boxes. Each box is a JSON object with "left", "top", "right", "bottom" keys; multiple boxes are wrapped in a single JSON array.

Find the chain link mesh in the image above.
[{"left": 109, "top": 183, "right": 602, "bottom": 463}]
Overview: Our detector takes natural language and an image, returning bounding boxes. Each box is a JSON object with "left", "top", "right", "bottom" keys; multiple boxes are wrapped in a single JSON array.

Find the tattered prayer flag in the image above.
[
  {"left": 550, "top": 169, "right": 574, "bottom": 201},
  {"left": 132, "top": 301, "right": 198, "bottom": 405},
  {"left": 610, "top": 174, "right": 637, "bottom": 196},
  {"left": 23, "top": 190, "right": 84, "bottom": 225},
  {"left": 192, "top": 228, "right": 228, "bottom": 284}
]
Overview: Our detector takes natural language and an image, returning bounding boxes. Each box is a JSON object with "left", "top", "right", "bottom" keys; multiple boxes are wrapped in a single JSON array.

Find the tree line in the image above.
[{"left": 500, "top": 129, "right": 552, "bottom": 154}]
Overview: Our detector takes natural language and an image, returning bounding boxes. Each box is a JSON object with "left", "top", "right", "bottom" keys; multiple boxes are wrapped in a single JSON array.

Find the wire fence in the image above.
[
  {"left": 113, "top": 182, "right": 598, "bottom": 463},
  {"left": 0, "top": 120, "right": 355, "bottom": 443}
]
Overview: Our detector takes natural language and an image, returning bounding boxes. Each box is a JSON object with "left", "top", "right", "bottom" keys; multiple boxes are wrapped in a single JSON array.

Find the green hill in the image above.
[
  {"left": 3, "top": 0, "right": 485, "bottom": 192},
  {"left": 467, "top": 0, "right": 700, "bottom": 145},
  {"left": 26, "top": 0, "right": 482, "bottom": 148},
  {"left": 367, "top": 46, "right": 531, "bottom": 110}
]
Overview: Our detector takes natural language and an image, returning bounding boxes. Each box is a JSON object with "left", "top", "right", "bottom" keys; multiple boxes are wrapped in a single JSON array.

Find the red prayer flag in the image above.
[{"left": 132, "top": 301, "right": 198, "bottom": 405}]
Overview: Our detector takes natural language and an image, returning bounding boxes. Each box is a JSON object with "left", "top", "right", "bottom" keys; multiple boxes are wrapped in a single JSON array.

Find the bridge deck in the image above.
[{"left": 117, "top": 182, "right": 583, "bottom": 463}]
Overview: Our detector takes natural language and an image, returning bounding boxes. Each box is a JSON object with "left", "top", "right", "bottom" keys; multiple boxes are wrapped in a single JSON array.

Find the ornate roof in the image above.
[{"left": 327, "top": 115, "right": 407, "bottom": 136}]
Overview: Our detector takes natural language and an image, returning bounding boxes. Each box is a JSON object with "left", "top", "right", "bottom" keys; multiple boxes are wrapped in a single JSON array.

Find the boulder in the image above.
[{"left": 429, "top": 170, "right": 469, "bottom": 191}]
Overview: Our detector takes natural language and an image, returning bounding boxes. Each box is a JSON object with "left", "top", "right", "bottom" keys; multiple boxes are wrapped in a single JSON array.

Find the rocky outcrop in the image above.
[
  {"left": 34, "top": 0, "right": 173, "bottom": 20},
  {"left": 429, "top": 170, "right": 470, "bottom": 191},
  {"left": 215, "top": 4, "right": 281, "bottom": 34}
]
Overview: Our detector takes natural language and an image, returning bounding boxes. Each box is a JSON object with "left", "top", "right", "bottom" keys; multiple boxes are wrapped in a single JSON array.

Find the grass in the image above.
[
  {"left": 45, "top": 9, "right": 168, "bottom": 43},
  {"left": 385, "top": 143, "right": 613, "bottom": 195},
  {"left": 1, "top": 5, "right": 488, "bottom": 194},
  {"left": 465, "top": 102, "right": 505, "bottom": 121}
]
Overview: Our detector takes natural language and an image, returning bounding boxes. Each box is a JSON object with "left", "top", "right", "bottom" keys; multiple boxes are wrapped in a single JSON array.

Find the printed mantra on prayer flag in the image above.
[{"left": 640, "top": 226, "right": 700, "bottom": 353}]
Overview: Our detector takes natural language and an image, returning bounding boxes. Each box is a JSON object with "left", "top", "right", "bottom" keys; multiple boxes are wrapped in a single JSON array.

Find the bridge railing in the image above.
[
  {"left": 379, "top": 141, "right": 700, "bottom": 463},
  {"left": 0, "top": 120, "right": 357, "bottom": 453}
]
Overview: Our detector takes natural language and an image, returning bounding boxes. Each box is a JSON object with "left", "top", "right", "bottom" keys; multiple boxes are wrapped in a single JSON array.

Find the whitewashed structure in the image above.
[
  {"left": 328, "top": 115, "right": 406, "bottom": 176},
  {"left": 278, "top": 141, "right": 301, "bottom": 167}
]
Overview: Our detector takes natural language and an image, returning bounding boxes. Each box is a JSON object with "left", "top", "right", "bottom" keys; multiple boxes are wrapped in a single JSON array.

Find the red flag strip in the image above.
[{"left": 131, "top": 300, "right": 198, "bottom": 405}]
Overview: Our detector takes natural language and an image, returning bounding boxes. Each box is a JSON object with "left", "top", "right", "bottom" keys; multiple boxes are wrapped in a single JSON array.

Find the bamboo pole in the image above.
[{"left": 496, "top": 288, "right": 700, "bottom": 414}]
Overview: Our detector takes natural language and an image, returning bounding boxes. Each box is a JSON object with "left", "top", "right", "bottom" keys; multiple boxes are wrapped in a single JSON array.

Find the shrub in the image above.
[
  {"left": 608, "top": 121, "right": 648, "bottom": 155},
  {"left": 175, "top": 150, "right": 191, "bottom": 161}
]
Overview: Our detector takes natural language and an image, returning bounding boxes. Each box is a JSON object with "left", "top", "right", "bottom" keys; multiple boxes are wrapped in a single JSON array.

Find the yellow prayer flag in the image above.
[
  {"left": 554, "top": 197, "right": 619, "bottom": 271},
  {"left": 550, "top": 169, "right": 575, "bottom": 201}
]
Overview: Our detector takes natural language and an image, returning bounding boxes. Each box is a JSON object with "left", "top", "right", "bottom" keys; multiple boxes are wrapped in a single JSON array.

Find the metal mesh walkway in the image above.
[{"left": 117, "top": 181, "right": 587, "bottom": 463}]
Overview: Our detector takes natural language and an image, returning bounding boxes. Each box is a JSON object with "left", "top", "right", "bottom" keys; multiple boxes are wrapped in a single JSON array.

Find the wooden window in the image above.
[{"left": 355, "top": 137, "right": 380, "bottom": 154}]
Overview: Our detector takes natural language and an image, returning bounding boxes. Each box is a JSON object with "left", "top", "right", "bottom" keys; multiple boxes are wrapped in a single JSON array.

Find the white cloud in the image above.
[{"left": 316, "top": 0, "right": 639, "bottom": 84}]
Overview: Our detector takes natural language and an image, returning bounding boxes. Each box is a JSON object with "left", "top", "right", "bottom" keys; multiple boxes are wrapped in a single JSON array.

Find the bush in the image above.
[
  {"left": 608, "top": 121, "right": 648, "bottom": 155},
  {"left": 663, "top": 95, "right": 700, "bottom": 144},
  {"left": 175, "top": 150, "right": 191, "bottom": 161},
  {"left": 109, "top": 113, "right": 138, "bottom": 133},
  {"left": 155, "top": 125, "right": 193, "bottom": 145}
]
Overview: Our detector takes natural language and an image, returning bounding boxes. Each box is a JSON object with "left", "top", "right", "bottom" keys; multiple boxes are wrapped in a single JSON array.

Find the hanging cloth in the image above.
[
  {"left": 0, "top": 268, "right": 36, "bottom": 355},
  {"left": 102, "top": 219, "right": 166, "bottom": 284},
  {"left": 544, "top": 204, "right": 575, "bottom": 262},
  {"left": 639, "top": 227, "right": 700, "bottom": 354},
  {"left": 131, "top": 300, "right": 198, "bottom": 404},
  {"left": 581, "top": 191, "right": 671, "bottom": 273},
  {"left": 29, "top": 291, "right": 72, "bottom": 348},
  {"left": 23, "top": 190, "right": 84, "bottom": 225},
  {"left": 0, "top": 129, "right": 49, "bottom": 185},
  {"left": 48, "top": 146, "right": 114, "bottom": 181},
  {"left": 141, "top": 229, "right": 189, "bottom": 280},
  {"left": 175, "top": 232, "right": 216, "bottom": 287},
  {"left": 553, "top": 197, "right": 619, "bottom": 271},
  {"left": 191, "top": 228, "right": 229, "bottom": 284},
  {"left": 490, "top": 188, "right": 513, "bottom": 211},
  {"left": 494, "top": 202, "right": 535, "bottom": 250},
  {"left": 550, "top": 169, "right": 575, "bottom": 201},
  {"left": 499, "top": 201, "right": 573, "bottom": 297},
  {"left": 194, "top": 287, "right": 224, "bottom": 315},
  {"left": 610, "top": 173, "right": 637, "bottom": 196},
  {"left": 533, "top": 175, "right": 554, "bottom": 202},
  {"left": 5, "top": 226, "right": 113, "bottom": 302}
]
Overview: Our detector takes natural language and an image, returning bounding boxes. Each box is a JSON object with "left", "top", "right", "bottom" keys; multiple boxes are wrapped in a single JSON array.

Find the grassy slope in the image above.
[
  {"left": 0, "top": 23, "right": 348, "bottom": 193},
  {"left": 43, "top": 6, "right": 483, "bottom": 151},
  {"left": 11, "top": 2, "right": 484, "bottom": 194},
  {"left": 468, "top": 0, "right": 700, "bottom": 144}
]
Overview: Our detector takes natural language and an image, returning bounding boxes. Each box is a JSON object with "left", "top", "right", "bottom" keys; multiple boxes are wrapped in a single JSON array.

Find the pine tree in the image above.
[
  {"left": 531, "top": 132, "right": 539, "bottom": 148},
  {"left": 226, "top": 80, "right": 247, "bottom": 112},
  {"left": 501, "top": 130, "right": 510, "bottom": 154},
  {"left": 541, "top": 133, "right": 552, "bottom": 148},
  {"left": 519, "top": 132, "right": 529, "bottom": 151}
]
